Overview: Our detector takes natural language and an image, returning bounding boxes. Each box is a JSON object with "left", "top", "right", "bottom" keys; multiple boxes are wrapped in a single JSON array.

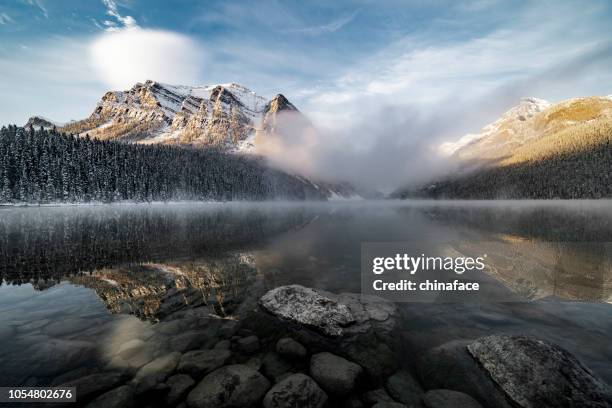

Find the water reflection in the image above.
[{"left": 1, "top": 201, "right": 612, "bottom": 388}]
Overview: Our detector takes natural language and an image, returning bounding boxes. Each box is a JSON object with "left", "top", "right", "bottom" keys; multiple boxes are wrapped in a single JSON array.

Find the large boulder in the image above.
[
  {"left": 467, "top": 335, "right": 612, "bottom": 408},
  {"left": 422, "top": 389, "right": 482, "bottom": 408},
  {"left": 310, "top": 352, "right": 363, "bottom": 395},
  {"left": 186, "top": 364, "right": 270, "bottom": 408},
  {"left": 263, "top": 373, "right": 327, "bottom": 408},
  {"left": 259, "top": 285, "right": 356, "bottom": 337}
]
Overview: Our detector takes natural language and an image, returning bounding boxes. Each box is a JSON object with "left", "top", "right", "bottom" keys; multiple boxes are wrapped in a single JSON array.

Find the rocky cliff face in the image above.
[{"left": 55, "top": 80, "right": 306, "bottom": 152}]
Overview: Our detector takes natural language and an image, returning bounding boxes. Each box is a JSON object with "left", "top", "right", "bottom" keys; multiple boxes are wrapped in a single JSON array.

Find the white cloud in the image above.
[
  {"left": 89, "top": 27, "right": 205, "bottom": 90},
  {"left": 102, "top": 0, "right": 137, "bottom": 31}
]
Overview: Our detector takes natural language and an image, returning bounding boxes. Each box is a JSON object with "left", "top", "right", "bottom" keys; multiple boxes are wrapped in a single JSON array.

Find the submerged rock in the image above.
[
  {"left": 422, "top": 389, "right": 482, "bottom": 408},
  {"left": 177, "top": 349, "right": 231, "bottom": 378},
  {"left": 186, "top": 364, "right": 270, "bottom": 408},
  {"left": 237, "top": 335, "right": 260, "bottom": 354},
  {"left": 385, "top": 370, "right": 423, "bottom": 407},
  {"left": 259, "top": 285, "right": 356, "bottom": 337},
  {"left": 62, "top": 372, "right": 125, "bottom": 402},
  {"left": 276, "top": 337, "right": 307, "bottom": 360},
  {"left": 165, "top": 374, "right": 195, "bottom": 406},
  {"left": 418, "top": 340, "right": 512, "bottom": 408},
  {"left": 135, "top": 352, "right": 181, "bottom": 380},
  {"left": 263, "top": 373, "right": 327, "bottom": 408},
  {"left": 310, "top": 352, "right": 363, "bottom": 395},
  {"left": 86, "top": 385, "right": 134, "bottom": 408},
  {"left": 467, "top": 335, "right": 612, "bottom": 408}
]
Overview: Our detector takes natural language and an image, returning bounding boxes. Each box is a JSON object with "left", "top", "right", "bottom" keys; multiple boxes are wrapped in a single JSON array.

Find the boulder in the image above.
[
  {"left": 276, "top": 338, "right": 307, "bottom": 360},
  {"left": 169, "top": 330, "right": 213, "bottom": 352},
  {"left": 467, "top": 335, "right": 612, "bottom": 408},
  {"left": 385, "top": 370, "right": 423, "bottom": 407},
  {"left": 259, "top": 285, "right": 356, "bottom": 337},
  {"left": 186, "top": 365, "right": 270, "bottom": 408},
  {"left": 422, "top": 389, "right": 482, "bottom": 408},
  {"left": 262, "top": 373, "right": 327, "bottom": 408},
  {"left": 214, "top": 340, "right": 231, "bottom": 350},
  {"left": 86, "top": 385, "right": 134, "bottom": 408},
  {"left": 165, "top": 374, "right": 195, "bottom": 406},
  {"left": 177, "top": 349, "right": 231, "bottom": 378},
  {"left": 310, "top": 352, "right": 362, "bottom": 395}
]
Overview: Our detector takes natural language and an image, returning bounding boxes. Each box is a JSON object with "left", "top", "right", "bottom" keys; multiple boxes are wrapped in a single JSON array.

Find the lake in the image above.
[{"left": 1, "top": 200, "right": 611, "bottom": 397}]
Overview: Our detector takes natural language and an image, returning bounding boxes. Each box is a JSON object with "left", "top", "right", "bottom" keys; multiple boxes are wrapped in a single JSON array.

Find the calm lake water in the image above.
[{"left": 1, "top": 200, "right": 612, "bottom": 390}]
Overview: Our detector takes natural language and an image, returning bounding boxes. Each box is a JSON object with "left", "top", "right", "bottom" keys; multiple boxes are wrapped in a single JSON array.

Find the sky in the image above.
[{"left": 1, "top": 0, "right": 612, "bottom": 189}]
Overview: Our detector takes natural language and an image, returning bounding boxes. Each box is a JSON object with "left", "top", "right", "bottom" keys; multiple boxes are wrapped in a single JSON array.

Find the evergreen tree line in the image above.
[{"left": 0, "top": 125, "right": 325, "bottom": 203}]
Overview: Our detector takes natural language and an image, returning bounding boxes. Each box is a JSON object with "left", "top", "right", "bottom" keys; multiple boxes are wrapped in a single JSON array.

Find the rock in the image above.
[
  {"left": 276, "top": 338, "right": 307, "bottom": 360},
  {"left": 418, "top": 340, "right": 512, "bottom": 408},
  {"left": 467, "top": 335, "right": 612, "bottom": 408},
  {"left": 237, "top": 335, "right": 260, "bottom": 354},
  {"left": 52, "top": 367, "right": 98, "bottom": 386},
  {"left": 422, "top": 389, "right": 482, "bottom": 408},
  {"left": 345, "top": 342, "right": 398, "bottom": 380},
  {"left": 218, "top": 320, "right": 240, "bottom": 338},
  {"left": 177, "top": 349, "right": 231, "bottom": 378},
  {"left": 372, "top": 403, "right": 408, "bottom": 408},
  {"left": 169, "top": 331, "right": 212, "bottom": 352},
  {"left": 86, "top": 385, "right": 134, "bottom": 408},
  {"left": 310, "top": 352, "right": 362, "bottom": 395},
  {"left": 214, "top": 340, "right": 231, "bottom": 350},
  {"left": 362, "top": 388, "right": 395, "bottom": 405},
  {"left": 133, "top": 374, "right": 169, "bottom": 397},
  {"left": 345, "top": 399, "right": 364, "bottom": 408},
  {"left": 262, "top": 373, "right": 327, "bottom": 408},
  {"left": 261, "top": 352, "right": 293, "bottom": 383},
  {"left": 186, "top": 364, "right": 270, "bottom": 408},
  {"left": 385, "top": 370, "right": 423, "bottom": 407},
  {"left": 62, "top": 372, "right": 125, "bottom": 402},
  {"left": 117, "top": 339, "right": 146, "bottom": 360},
  {"left": 135, "top": 352, "right": 181, "bottom": 380},
  {"left": 259, "top": 285, "right": 356, "bottom": 337},
  {"left": 165, "top": 374, "right": 195, "bottom": 406}
]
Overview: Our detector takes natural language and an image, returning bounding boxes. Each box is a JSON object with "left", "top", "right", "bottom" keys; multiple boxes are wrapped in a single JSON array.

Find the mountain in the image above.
[
  {"left": 396, "top": 95, "right": 612, "bottom": 199},
  {"left": 24, "top": 116, "right": 61, "bottom": 129},
  {"left": 55, "top": 80, "right": 299, "bottom": 152}
]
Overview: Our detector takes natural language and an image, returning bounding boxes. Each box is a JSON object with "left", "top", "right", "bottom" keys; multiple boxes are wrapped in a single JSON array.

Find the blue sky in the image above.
[{"left": 1, "top": 0, "right": 612, "bottom": 186}]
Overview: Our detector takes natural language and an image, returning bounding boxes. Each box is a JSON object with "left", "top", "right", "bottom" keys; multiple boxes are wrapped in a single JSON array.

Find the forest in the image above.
[{"left": 0, "top": 125, "right": 325, "bottom": 203}]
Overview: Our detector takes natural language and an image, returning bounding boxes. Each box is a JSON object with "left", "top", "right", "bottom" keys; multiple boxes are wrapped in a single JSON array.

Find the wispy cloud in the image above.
[
  {"left": 26, "top": 0, "right": 48, "bottom": 19},
  {"left": 287, "top": 11, "right": 359, "bottom": 35},
  {"left": 0, "top": 12, "right": 14, "bottom": 25},
  {"left": 101, "top": 0, "right": 138, "bottom": 31}
]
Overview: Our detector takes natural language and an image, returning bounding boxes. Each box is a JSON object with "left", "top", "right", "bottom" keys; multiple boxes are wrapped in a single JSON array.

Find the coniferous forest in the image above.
[{"left": 0, "top": 125, "right": 325, "bottom": 203}]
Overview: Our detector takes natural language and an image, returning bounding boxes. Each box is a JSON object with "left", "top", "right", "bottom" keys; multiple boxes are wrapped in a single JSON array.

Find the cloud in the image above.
[
  {"left": 101, "top": 0, "right": 138, "bottom": 31},
  {"left": 89, "top": 28, "right": 205, "bottom": 90},
  {"left": 26, "top": 0, "right": 48, "bottom": 19},
  {"left": 287, "top": 11, "right": 359, "bottom": 35},
  {"left": 0, "top": 13, "right": 13, "bottom": 25},
  {"left": 272, "top": 1, "right": 612, "bottom": 191}
]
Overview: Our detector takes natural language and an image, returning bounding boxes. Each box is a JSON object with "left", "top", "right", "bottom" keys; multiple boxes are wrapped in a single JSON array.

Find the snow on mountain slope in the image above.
[
  {"left": 439, "top": 97, "right": 551, "bottom": 158},
  {"left": 438, "top": 95, "right": 612, "bottom": 164},
  {"left": 56, "top": 80, "right": 288, "bottom": 152}
]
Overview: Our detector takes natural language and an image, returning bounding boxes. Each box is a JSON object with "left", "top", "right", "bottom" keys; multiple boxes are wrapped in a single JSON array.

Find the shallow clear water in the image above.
[{"left": 1, "top": 200, "right": 611, "bottom": 388}]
